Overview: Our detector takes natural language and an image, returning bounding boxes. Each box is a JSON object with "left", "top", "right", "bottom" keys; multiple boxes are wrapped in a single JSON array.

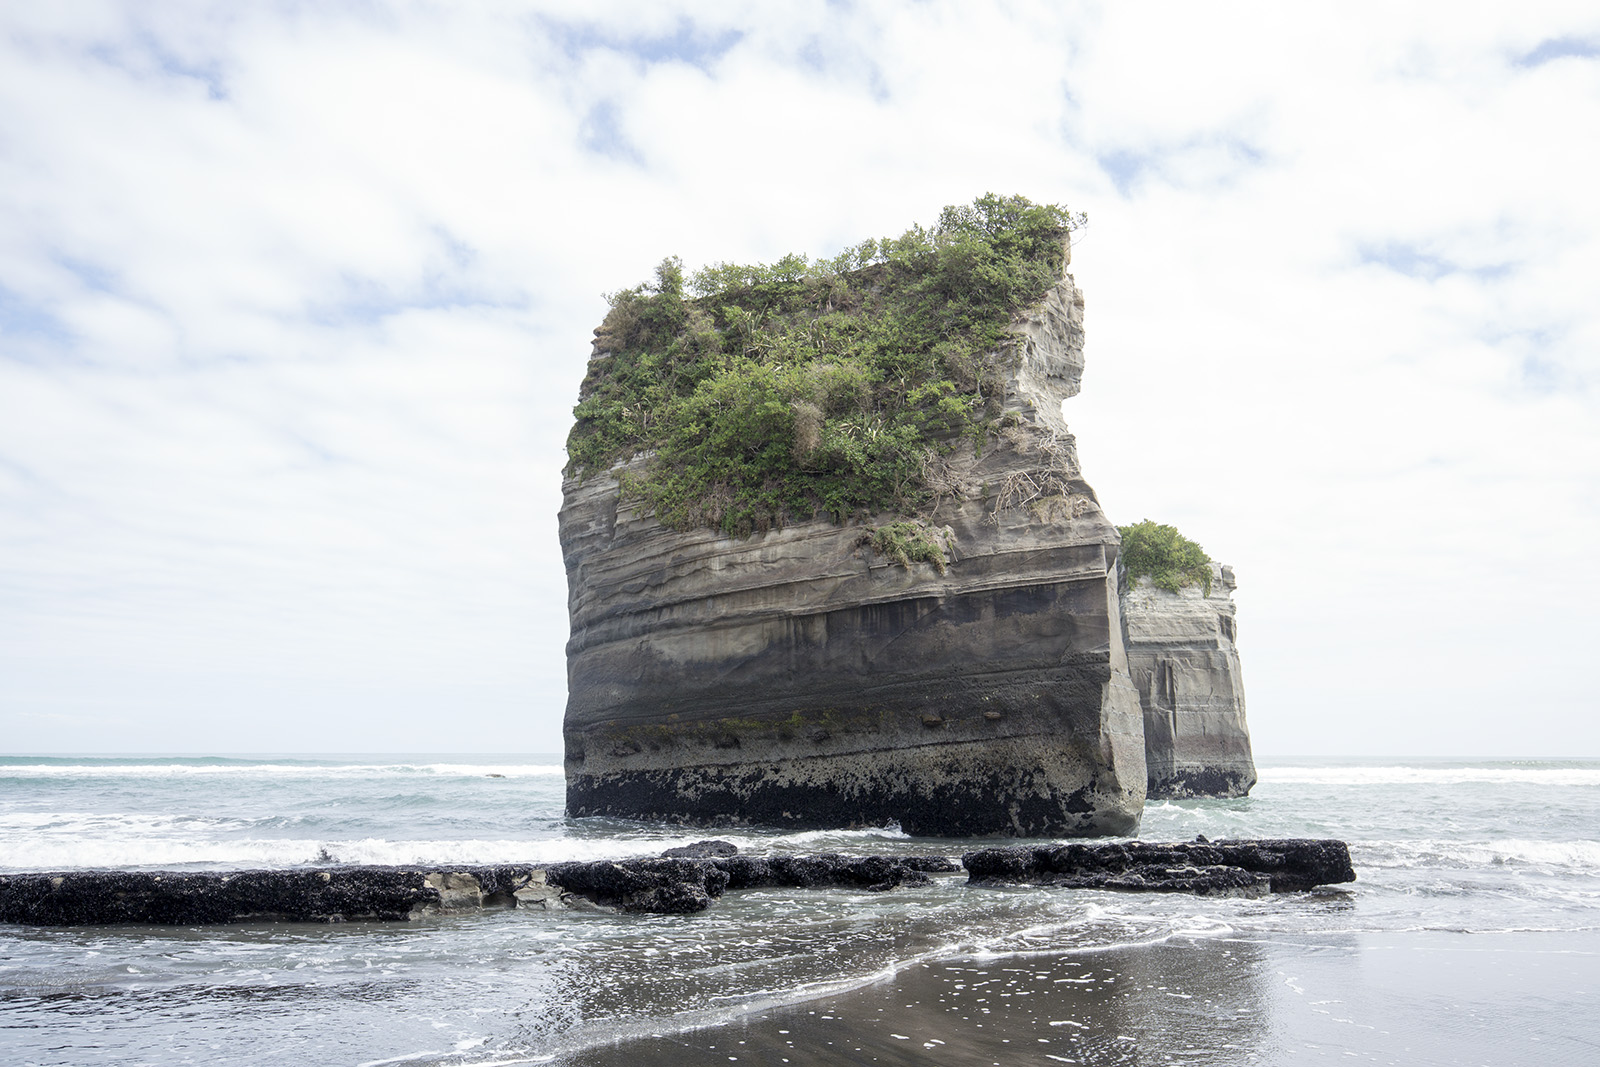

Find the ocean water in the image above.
[{"left": 1, "top": 755, "right": 1596, "bottom": 1066}]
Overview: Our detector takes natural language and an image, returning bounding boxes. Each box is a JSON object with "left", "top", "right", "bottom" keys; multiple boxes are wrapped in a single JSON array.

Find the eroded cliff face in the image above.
[
  {"left": 1123, "top": 564, "right": 1257, "bottom": 798},
  {"left": 560, "top": 264, "right": 1147, "bottom": 837}
]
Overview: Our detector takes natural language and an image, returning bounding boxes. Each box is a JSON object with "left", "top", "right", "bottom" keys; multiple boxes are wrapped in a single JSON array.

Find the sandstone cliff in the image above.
[
  {"left": 560, "top": 249, "right": 1148, "bottom": 836},
  {"left": 1123, "top": 563, "right": 1257, "bottom": 798}
]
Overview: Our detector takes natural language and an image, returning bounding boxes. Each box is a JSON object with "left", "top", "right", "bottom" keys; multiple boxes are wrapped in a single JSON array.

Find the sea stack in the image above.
[
  {"left": 558, "top": 198, "right": 1147, "bottom": 837},
  {"left": 1124, "top": 563, "right": 1257, "bottom": 797}
]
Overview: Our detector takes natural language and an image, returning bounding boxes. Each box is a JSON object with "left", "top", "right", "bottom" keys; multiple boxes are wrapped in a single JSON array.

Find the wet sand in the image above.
[{"left": 558, "top": 930, "right": 1599, "bottom": 1066}]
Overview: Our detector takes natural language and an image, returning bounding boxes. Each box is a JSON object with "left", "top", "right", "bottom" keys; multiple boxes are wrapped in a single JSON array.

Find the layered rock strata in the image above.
[
  {"left": 1122, "top": 564, "right": 1257, "bottom": 797},
  {"left": 0, "top": 840, "right": 1354, "bottom": 923},
  {"left": 561, "top": 255, "right": 1147, "bottom": 837}
]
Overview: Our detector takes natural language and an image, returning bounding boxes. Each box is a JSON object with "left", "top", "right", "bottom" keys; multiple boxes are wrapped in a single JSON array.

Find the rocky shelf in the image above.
[
  {"left": 962, "top": 837, "right": 1357, "bottom": 895},
  {"left": 0, "top": 838, "right": 1353, "bottom": 924}
]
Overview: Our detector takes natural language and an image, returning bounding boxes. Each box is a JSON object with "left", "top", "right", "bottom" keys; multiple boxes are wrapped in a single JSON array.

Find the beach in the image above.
[
  {"left": 2, "top": 756, "right": 1598, "bottom": 1066},
  {"left": 563, "top": 930, "right": 1598, "bottom": 1066}
]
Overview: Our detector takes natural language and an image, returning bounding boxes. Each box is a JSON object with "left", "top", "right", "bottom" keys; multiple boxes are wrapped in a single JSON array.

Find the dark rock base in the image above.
[
  {"left": 1146, "top": 767, "right": 1258, "bottom": 800},
  {"left": 963, "top": 838, "right": 1357, "bottom": 894},
  {"left": 0, "top": 854, "right": 961, "bottom": 925},
  {"left": 0, "top": 839, "right": 1353, "bottom": 926},
  {"left": 566, "top": 730, "right": 1142, "bottom": 839},
  {"left": 0, "top": 866, "right": 557, "bottom": 926},
  {"left": 545, "top": 853, "right": 960, "bottom": 913}
]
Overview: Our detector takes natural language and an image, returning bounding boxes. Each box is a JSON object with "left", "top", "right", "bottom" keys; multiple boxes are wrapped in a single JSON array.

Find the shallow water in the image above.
[
  {"left": 2, "top": 755, "right": 1597, "bottom": 1065},
  {"left": 564, "top": 930, "right": 1599, "bottom": 1066}
]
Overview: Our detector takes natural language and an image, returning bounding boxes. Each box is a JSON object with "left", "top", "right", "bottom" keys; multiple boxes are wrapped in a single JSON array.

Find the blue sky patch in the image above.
[
  {"left": 56, "top": 256, "right": 119, "bottom": 295},
  {"left": 1359, "top": 242, "right": 1514, "bottom": 282},
  {"left": 796, "top": 33, "right": 890, "bottom": 101},
  {"left": 580, "top": 101, "right": 645, "bottom": 165},
  {"left": 1519, "top": 355, "right": 1567, "bottom": 392},
  {"left": 540, "top": 16, "right": 743, "bottom": 72},
  {"left": 1096, "top": 148, "right": 1155, "bottom": 195},
  {"left": 85, "top": 30, "right": 230, "bottom": 100},
  {"left": 1097, "top": 136, "right": 1264, "bottom": 196},
  {"left": 1515, "top": 37, "right": 1599, "bottom": 68},
  {"left": 303, "top": 271, "right": 502, "bottom": 329},
  {"left": 0, "top": 287, "right": 72, "bottom": 349}
]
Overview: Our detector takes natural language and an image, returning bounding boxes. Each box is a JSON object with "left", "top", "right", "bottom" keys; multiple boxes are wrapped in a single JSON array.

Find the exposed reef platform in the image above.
[
  {"left": 562, "top": 262, "right": 1148, "bottom": 837},
  {"left": 964, "top": 837, "right": 1355, "bottom": 896},
  {"left": 0, "top": 839, "right": 1354, "bottom": 923}
]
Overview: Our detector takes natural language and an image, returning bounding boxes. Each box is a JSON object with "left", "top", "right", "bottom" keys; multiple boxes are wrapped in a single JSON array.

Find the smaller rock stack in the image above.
[{"left": 1123, "top": 562, "right": 1257, "bottom": 797}]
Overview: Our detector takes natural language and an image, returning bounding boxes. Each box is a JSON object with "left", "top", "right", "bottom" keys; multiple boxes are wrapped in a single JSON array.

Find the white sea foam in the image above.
[
  {"left": 0, "top": 811, "right": 252, "bottom": 834},
  {"left": 0, "top": 832, "right": 722, "bottom": 872},
  {"left": 0, "top": 810, "right": 925, "bottom": 872},
  {"left": 0, "top": 761, "right": 564, "bottom": 779},
  {"left": 1356, "top": 837, "right": 1600, "bottom": 873},
  {"left": 1259, "top": 764, "right": 1600, "bottom": 787},
  {"left": 763, "top": 823, "right": 912, "bottom": 849},
  {"left": 0, "top": 835, "right": 340, "bottom": 870}
]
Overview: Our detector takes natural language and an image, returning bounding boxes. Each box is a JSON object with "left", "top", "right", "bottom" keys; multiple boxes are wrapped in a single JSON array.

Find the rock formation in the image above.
[
  {"left": 0, "top": 866, "right": 567, "bottom": 925},
  {"left": 0, "top": 840, "right": 1354, "bottom": 923},
  {"left": 963, "top": 838, "right": 1354, "bottom": 895},
  {"left": 1122, "top": 563, "right": 1257, "bottom": 798},
  {"left": 560, "top": 243, "right": 1149, "bottom": 837}
]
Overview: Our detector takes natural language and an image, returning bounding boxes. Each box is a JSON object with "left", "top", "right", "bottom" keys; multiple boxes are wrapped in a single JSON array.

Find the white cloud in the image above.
[{"left": 2, "top": 0, "right": 1598, "bottom": 755}]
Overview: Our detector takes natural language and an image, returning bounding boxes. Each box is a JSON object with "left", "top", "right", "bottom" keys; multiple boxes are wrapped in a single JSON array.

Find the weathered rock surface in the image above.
[
  {"left": 660, "top": 839, "right": 740, "bottom": 858},
  {"left": 0, "top": 854, "right": 963, "bottom": 924},
  {"left": 545, "top": 858, "right": 732, "bottom": 914},
  {"left": 1123, "top": 565, "right": 1257, "bottom": 797},
  {"left": 712, "top": 853, "right": 958, "bottom": 893},
  {"left": 561, "top": 249, "right": 1147, "bottom": 837},
  {"left": 0, "top": 866, "right": 567, "bottom": 926},
  {"left": 0, "top": 840, "right": 1351, "bottom": 924},
  {"left": 963, "top": 838, "right": 1355, "bottom": 895}
]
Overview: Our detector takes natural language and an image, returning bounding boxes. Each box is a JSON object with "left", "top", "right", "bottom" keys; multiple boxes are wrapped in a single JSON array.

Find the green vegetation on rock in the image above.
[
  {"left": 864, "top": 520, "right": 951, "bottom": 574},
  {"left": 566, "top": 194, "right": 1085, "bottom": 537},
  {"left": 1118, "top": 520, "right": 1213, "bottom": 594}
]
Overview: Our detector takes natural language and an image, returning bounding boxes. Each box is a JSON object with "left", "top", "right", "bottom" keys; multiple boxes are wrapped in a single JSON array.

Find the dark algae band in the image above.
[{"left": 0, "top": 839, "right": 1354, "bottom": 924}]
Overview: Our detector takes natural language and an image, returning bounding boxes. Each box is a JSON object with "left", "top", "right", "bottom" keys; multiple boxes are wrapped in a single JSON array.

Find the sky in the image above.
[{"left": 2, "top": 1, "right": 1597, "bottom": 757}]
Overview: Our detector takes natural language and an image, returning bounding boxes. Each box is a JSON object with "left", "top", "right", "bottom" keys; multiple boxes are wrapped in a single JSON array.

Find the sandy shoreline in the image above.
[{"left": 555, "top": 928, "right": 1599, "bottom": 1066}]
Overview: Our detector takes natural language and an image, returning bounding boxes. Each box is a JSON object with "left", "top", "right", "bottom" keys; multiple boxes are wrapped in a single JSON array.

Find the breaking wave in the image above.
[
  {"left": 0, "top": 757, "right": 564, "bottom": 780},
  {"left": 1259, "top": 762, "right": 1600, "bottom": 787}
]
